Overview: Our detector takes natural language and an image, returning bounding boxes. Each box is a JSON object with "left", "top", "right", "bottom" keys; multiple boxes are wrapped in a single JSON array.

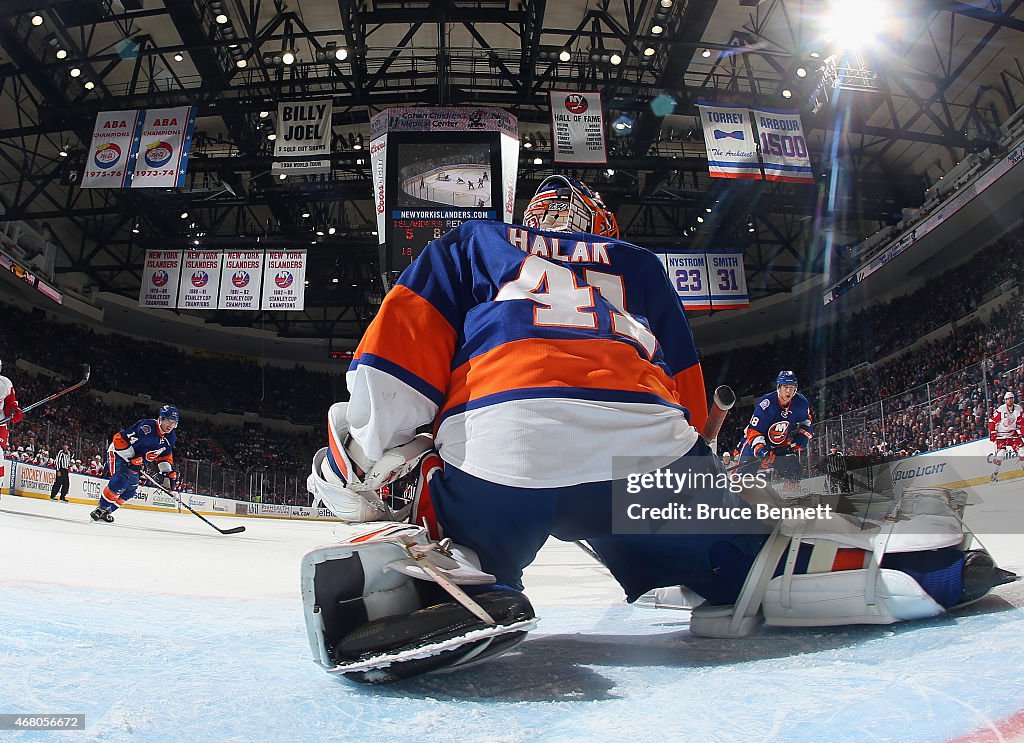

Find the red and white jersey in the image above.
[
  {"left": 989, "top": 403, "right": 1023, "bottom": 438},
  {"left": 0, "top": 374, "right": 14, "bottom": 416}
]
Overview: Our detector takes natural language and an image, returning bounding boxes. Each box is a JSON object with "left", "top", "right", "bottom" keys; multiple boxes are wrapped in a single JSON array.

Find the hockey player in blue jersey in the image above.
[
  {"left": 737, "top": 371, "right": 814, "bottom": 489},
  {"left": 91, "top": 405, "right": 179, "bottom": 523}
]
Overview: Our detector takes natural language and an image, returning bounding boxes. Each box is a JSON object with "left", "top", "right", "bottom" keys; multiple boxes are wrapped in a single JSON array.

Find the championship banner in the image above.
[
  {"left": 752, "top": 107, "right": 814, "bottom": 183},
  {"left": 81, "top": 109, "right": 143, "bottom": 188},
  {"left": 126, "top": 106, "right": 196, "bottom": 188},
  {"left": 697, "top": 101, "right": 759, "bottom": 179},
  {"left": 662, "top": 252, "right": 749, "bottom": 310},
  {"left": 270, "top": 159, "right": 331, "bottom": 177},
  {"left": 706, "top": 251, "right": 749, "bottom": 309},
  {"left": 218, "top": 251, "right": 265, "bottom": 310},
  {"left": 549, "top": 91, "right": 607, "bottom": 165},
  {"left": 664, "top": 253, "right": 712, "bottom": 310},
  {"left": 273, "top": 99, "right": 332, "bottom": 158},
  {"left": 261, "top": 250, "right": 306, "bottom": 310},
  {"left": 139, "top": 250, "right": 183, "bottom": 308},
  {"left": 177, "top": 250, "right": 223, "bottom": 309}
]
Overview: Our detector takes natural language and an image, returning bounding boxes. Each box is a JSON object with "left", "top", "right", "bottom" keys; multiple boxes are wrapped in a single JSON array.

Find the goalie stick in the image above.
[
  {"left": 139, "top": 470, "right": 246, "bottom": 535},
  {"left": 0, "top": 364, "right": 91, "bottom": 426}
]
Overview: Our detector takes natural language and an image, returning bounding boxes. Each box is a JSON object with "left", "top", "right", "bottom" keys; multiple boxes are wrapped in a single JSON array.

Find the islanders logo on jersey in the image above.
[
  {"left": 144, "top": 140, "right": 174, "bottom": 168},
  {"left": 231, "top": 271, "right": 250, "bottom": 288},
  {"left": 274, "top": 271, "right": 293, "bottom": 289},
  {"left": 151, "top": 270, "right": 169, "bottom": 287},
  {"left": 93, "top": 142, "right": 122, "bottom": 169},
  {"left": 767, "top": 420, "right": 791, "bottom": 445},
  {"left": 191, "top": 271, "right": 209, "bottom": 287},
  {"left": 564, "top": 94, "right": 589, "bottom": 114}
]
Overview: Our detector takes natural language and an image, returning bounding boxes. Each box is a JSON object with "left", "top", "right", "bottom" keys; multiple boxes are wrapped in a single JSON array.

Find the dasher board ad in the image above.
[
  {"left": 218, "top": 252, "right": 265, "bottom": 310},
  {"left": 261, "top": 251, "right": 307, "bottom": 310}
]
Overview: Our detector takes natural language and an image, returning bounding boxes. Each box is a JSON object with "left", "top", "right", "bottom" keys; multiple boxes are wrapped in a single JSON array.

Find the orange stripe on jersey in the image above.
[
  {"left": 327, "top": 424, "right": 349, "bottom": 480},
  {"left": 102, "top": 486, "right": 126, "bottom": 506},
  {"left": 355, "top": 285, "right": 457, "bottom": 395},
  {"left": 443, "top": 337, "right": 680, "bottom": 413},
  {"left": 112, "top": 433, "right": 131, "bottom": 451},
  {"left": 831, "top": 548, "right": 867, "bottom": 571},
  {"left": 673, "top": 363, "right": 707, "bottom": 433}
]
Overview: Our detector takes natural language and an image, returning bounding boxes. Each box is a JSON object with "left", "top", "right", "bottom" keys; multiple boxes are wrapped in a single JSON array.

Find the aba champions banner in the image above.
[
  {"left": 260, "top": 251, "right": 306, "bottom": 310},
  {"left": 697, "top": 102, "right": 759, "bottom": 179},
  {"left": 82, "top": 110, "right": 144, "bottom": 188},
  {"left": 177, "top": 250, "right": 223, "bottom": 309},
  {"left": 661, "top": 251, "right": 749, "bottom": 310},
  {"left": 139, "top": 250, "right": 184, "bottom": 308},
  {"left": 218, "top": 252, "right": 265, "bottom": 310},
  {"left": 126, "top": 106, "right": 197, "bottom": 188},
  {"left": 752, "top": 107, "right": 813, "bottom": 183},
  {"left": 549, "top": 91, "right": 607, "bottom": 165}
]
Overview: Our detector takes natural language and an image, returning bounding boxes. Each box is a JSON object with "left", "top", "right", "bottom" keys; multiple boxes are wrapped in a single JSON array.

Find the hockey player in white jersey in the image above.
[
  {"left": 989, "top": 391, "right": 1022, "bottom": 482},
  {"left": 299, "top": 179, "right": 1018, "bottom": 684},
  {"left": 0, "top": 358, "right": 26, "bottom": 483}
]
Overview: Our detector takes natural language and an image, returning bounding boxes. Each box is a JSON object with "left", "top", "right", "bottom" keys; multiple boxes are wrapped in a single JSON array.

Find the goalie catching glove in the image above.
[
  {"left": 301, "top": 522, "right": 537, "bottom": 684},
  {"left": 307, "top": 402, "right": 435, "bottom": 522}
]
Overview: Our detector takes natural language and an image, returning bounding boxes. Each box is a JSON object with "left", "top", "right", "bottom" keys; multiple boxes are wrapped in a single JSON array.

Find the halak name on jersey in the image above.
[{"left": 741, "top": 391, "right": 813, "bottom": 456}]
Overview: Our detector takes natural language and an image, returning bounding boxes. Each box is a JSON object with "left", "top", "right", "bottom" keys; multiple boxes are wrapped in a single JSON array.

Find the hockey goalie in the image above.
[
  {"left": 301, "top": 178, "right": 1017, "bottom": 684},
  {"left": 989, "top": 390, "right": 1022, "bottom": 482}
]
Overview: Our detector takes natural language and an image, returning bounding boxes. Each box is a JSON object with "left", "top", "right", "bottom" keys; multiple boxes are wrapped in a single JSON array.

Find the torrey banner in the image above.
[
  {"left": 218, "top": 252, "right": 265, "bottom": 310},
  {"left": 139, "top": 250, "right": 183, "bottom": 308},
  {"left": 752, "top": 107, "right": 814, "bottom": 183},
  {"left": 177, "top": 250, "right": 223, "bottom": 309},
  {"left": 661, "top": 251, "right": 749, "bottom": 310},
  {"left": 549, "top": 91, "right": 607, "bottom": 164},
  {"left": 273, "top": 99, "right": 333, "bottom": 158},
  {"left": 697, "top": 101, "right": 759, "bottom": 179},
  {"left": 81, "top": 110, "right": 144, "bottom": 188},
  {"left": 260, "top": 251, "right": 307, "bottom": 310},
  {"left": 126, "top": 106, "right": 197, "bottom": 188}
]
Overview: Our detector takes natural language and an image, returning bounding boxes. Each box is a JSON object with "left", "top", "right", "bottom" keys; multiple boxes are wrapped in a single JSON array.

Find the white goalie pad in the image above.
[{"left": 307, "top": 448, "right": 391, "bottom": 522}]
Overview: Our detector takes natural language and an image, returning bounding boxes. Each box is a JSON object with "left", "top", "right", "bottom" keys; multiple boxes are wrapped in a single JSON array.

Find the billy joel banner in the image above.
[
  {"left": 661, "top": 251, "right": 749, "bottom": 310},
  {"left": 752, "top": 107, "right": 814, "bottom": 183},
  {"left": 139, "top": 250, "right": 184, "bottom": 308},
  {"left": 82, "top": 110, "right": 144, "bottom": 188},
  {"left": 218, "top": 252, "right": 265, "bottom": 310},
  {"left": 549, "top": 91, "right": 607, "bottom": 165},
  {"left": 697, "top": 102, "right": 759, "bottom": 179},
  {"left": 274, "top": 100, "right": 332, "bottom": 158},
  {"left": 126, "top": 106, "right": 197, "bottom": 188},
  {"left": 177, "top": 250, "right": 223, "bottom": 309},
  {"left": 261, "top": 251, "right": 307, "bottom": 310}
]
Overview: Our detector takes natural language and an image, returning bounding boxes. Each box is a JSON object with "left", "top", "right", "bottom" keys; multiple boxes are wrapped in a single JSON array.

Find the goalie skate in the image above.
[{"left": 301, "top": 523, "right": 537, "bottom": 684}]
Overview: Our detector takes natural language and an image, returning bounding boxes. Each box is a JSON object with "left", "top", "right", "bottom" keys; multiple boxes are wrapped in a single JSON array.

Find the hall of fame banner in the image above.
[
  {"left": 660, "top": 251, "right": 749, "bottom": 310},
  {"left": 549, "top": 91, "right": 607, "bottom": 164},
  {"left": 139, "top": 250, "right": 184, "bottom": 308},
  {"left": 218, "top": 252, "right": 265, "bottom": 310},
  {"left": 261, "top": 251, "right": 306, "bottom": 310},
  {"left": 177, "top": 250, "right": 223, "bottom": 309}
]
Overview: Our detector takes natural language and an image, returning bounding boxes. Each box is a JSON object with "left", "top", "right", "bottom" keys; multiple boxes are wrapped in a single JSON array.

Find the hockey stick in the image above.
[
  {"left": 139, "top": 470, "right": 246, "bottom": 535},
  {"left": 0, "top": 364, "right": 91, "bottom": 426}
]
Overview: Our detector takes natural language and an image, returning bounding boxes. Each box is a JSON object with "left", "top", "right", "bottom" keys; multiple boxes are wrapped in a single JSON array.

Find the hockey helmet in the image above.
[
  {"left": 157, "top": 404, "right": 179, "bottom": 429},
  {"left": 776, "top": 370, "right": 799, "bottom": 389},
  {"left": 522, "top": 176, "right": 619, "bottom": 238},
  {"left": 1006, "top": 391, "right": 1016, "bottom": 400}
]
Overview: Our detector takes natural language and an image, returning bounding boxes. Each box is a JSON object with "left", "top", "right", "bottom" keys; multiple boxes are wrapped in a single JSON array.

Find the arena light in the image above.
[
  {"left": 267, "top": 133, "right": 276, "bottom": 141},
  {"left": 696, "top": 215, "right": 704, "bottom": 223},
  {"left": 70, "top": 67, "right": 81, "bottom": 78},
  {"left": 235, "top": 58, "right": 247, "bottom": 68},
  {"left": 56, "top": 48, "right": 68, "bottom": 60},
  {"left": 643, "top": 47, "right": 656, "bottom": 57},
  {"left": 328, "top": 226, "right": 337, "bottom": 235},
  {"left": 702, "top": 48, "right": 711, "bottom": 58},
  {"left": 281, "top": 50, "right": 296, "bottom": 66},
  {"left": 31, "top": 14, "right": 44, "bottom": 26},
  {"left": 823, "top": 0, "right": 890, "bottom": 50},
  {"left": 84, "top": 80, "right": 95, "bottom": 90},
  {"left": 278, "top": 173, "right": 287, "bottom": 180},
  {"left": 781, "top": 88, "right": 793, "bottom": 98},
  {"left": 174, "top": 53, "right": 184, "bottom": 62},
  {"left": 215, "top": 13, "right": 229, "bottom": 24},
  {"left": 301, "top": 211, "right": 311, "bottom": 218},
  {"left": 180, "top": 211, "right": 189, "bottom": 219},
  {"left": 609, "top": 53, "right": 622, "bottom": 65},
  {"left": 651, "top": 24, "right": 664, "bottom": 35},
  {"left": 559, "top": 49, "right": 571, "bottom": 62},
  {"left": 660, "top": 0, "right": 673, "bottom": 6},
  {"left": 533, "top": 157, "right": 542, "bottom": 165},
  {"left": 259, "top": 110, "right": 270, "bottom": 118},
  {"left": 796, "top": 66, "right": 808, "bottom": 78},
  {"left": 132, "top": 223, "right": 140, "bottom": 234}
]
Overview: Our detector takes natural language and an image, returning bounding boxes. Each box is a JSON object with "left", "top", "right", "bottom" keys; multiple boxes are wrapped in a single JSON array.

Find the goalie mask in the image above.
[{"left": 522, "top": 176, "right": 619, "bottom": 239}]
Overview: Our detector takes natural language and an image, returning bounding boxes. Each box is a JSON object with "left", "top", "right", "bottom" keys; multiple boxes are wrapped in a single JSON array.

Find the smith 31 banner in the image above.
[
  {"left": 274, "top": 99, "right": 333, "bottom": 158},
  {"left": 661, "top": 251, "right": 749, "bottom": 310},
  {"left": 126, "top": 106, "right": 197, "bottom": 188},
  {"left": 752, "top": 107, "right": 814, "bottom": 183},
  {"left": 549, "top": 91, "right": 607, "bottom": 165},
  {"left": 177, "top": 250, "right": 223, "bottom": 309},
  {"left": 261, "top": 250, "right": 307, "bottom": 310},
  {"left": 81, "top": 110, "right": 144, "bottom": 188},
  {"left": 139, "top": 250, "right": 183, "bottom": 308},
  {"left": 218, "top": 251, "right": 265, "bottom": 310},
  {"left": 697, "top": 101, "right": 759, "bottom": 179}
]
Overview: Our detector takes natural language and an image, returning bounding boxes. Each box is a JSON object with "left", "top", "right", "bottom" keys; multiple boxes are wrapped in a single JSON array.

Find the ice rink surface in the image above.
[{"left": 2, "top": 480, "right": 1024, "bottom": 743}]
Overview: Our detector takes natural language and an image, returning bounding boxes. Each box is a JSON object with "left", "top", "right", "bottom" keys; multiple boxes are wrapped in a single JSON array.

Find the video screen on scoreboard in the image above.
[{"left": 384, "top": 132, "right": 502, "bottom": 277}]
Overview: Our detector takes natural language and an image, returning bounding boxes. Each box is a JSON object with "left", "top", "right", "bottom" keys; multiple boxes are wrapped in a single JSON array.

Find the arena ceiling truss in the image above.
[{"left": 0, "top": 0, "right": 1022, "bottom": 340}]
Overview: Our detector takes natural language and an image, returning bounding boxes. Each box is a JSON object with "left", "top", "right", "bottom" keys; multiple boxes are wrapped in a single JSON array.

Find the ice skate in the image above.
[{"left": 90, "top": 507, "right": 114, "bottom": 523}]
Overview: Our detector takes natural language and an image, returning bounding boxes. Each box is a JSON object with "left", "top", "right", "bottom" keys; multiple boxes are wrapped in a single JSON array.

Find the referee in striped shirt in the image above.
[{"left": 50, "top": 443, "right": 72, "bottom": 502}]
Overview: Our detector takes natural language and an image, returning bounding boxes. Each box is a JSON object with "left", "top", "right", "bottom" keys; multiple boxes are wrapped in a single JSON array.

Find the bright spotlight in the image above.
[
  {"left": 558, "top": 49, "right": 571, "bottom": 62},
  {"left": 70, "top": 67, "right": 81, "bottom": 78},
  {"left": 56, "top": 49, "right": 67, "bottom": 59},
  {"left": 235, "top": 59, "right": 247, "bottom": 68},
  {"left": 215, "top": 13, "right": 228, "bottom": 24},
  {"left": 31, "top": 14, "right": 44, "bottom": 26},
  {"left": 281, "top": 51, "right": 295, "bottom": 65},
  {"left": 823, "top": 0, "right": 890, "bottom": 49},
  {"left": 782, "top": 88, "right": 792, "bottom": 98},
  {"left": 335, "top": 48, "right": 348, "bottom": 61},
  {"left": 84, "top": 80, "right": 95, "bottom": 90},
  {"left": 609, "top": 53, "right": 622, "bottom": 65}
]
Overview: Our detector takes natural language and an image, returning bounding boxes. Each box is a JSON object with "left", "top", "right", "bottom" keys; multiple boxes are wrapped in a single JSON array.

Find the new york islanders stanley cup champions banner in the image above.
[
  {"left": 261, "top": 251, "right": 307, "bottom": 310},
  {"left": 697, "top": 101, "right": 759, "bottom": 179},
  {"left": 82, "top": 110, "right": 144, "bottom": 188},
  {"left": 752, "top": 107, "right": 814, "bottom": 183},
  {"left": 177, "top": 250, "right": 223, "bottom": 309},
  {"left": 549, "top": 91, "right": 607, "bottom": 164},
  {"left": 139, "top": 250, "right": 183, "bottom": 308},
  {"left": 218, "top": 252, "right": 265, "bottom": 310},
  {"left": 126, "top": 106, "right": 197, "bottom": 188}
]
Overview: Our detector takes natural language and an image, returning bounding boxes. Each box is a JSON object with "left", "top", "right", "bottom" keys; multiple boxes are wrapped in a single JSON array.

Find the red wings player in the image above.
[{"left": 989, "top": 391, "right": 1022, "bottom": 482}]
